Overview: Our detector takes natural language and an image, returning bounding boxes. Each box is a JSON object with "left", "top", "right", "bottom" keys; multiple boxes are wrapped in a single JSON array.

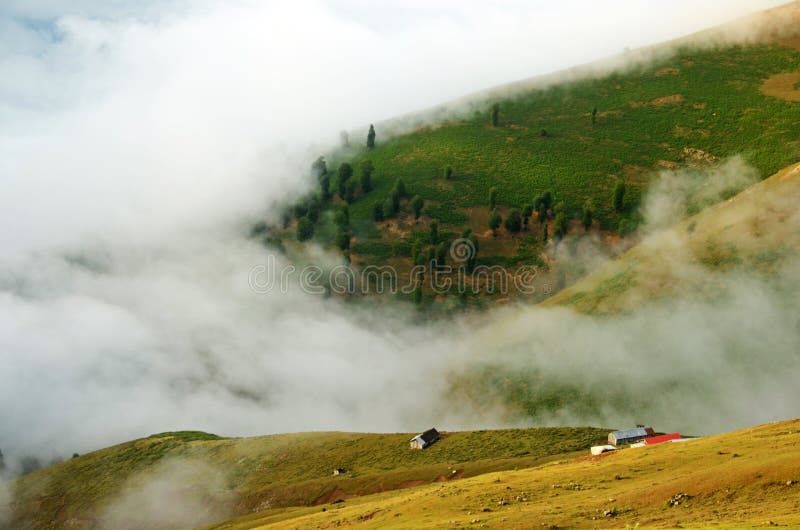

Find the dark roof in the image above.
[{"left": 418, "top": 428, "right": 440, "bottom": 444}]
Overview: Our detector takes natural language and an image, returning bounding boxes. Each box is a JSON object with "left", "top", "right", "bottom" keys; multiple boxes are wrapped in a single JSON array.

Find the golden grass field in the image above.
[{"left": 208, "top": 419, "right": 800, "bottom": 529}]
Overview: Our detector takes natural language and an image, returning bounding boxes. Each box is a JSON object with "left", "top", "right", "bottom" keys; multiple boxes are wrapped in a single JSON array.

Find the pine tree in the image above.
[
  {"left": 337, "top": 163, "right": 353, "bottom": 199},
  {"left": 334, "top": 205, "right": 349, "bottom": 228},
  {"left": 344, "top": 180, "right": 357, "bottom": 203},
  {"left": 488, "top": 209, "right": 502, "bottom": 237},
  {"left": 522, "top": 204, "right": 533, "bottom": 230},
  {"left": 582, "top": 200, "right": 594, "bottom": 231},
  {"left": 336, "top": 230, "right": 351, "bottom": 251},
  {"left": 296, "top": 217, "right": 314, "bottom": 241},
  {"left": 320, "top": 174, "right": 331, "bottom": 200},
  {"left": 395, "top": 178, "right": 407, "bottom": 197},
  {"left": 429, "top": 221, "right": 439, "bottom": 245},
  {"left": 554, "top": 212, "right": 568, "bottom": 240},
  {"left": 613, "top": 180, "right": 626, "bottom": 212},
  {"left": 504, "top": 208, "right": 522, "bottom": 233},
  {"left": 360, "top": 160, "right": 374, "bottom": 192},
  {"left": 367, "top": 124, "right": 376, "bottom": 149},
  {"left": 491, "top": 103, "right": 500, "bottom": 127},
  {"left": 411, "top": 195, "right": 424, "bottom": 220},
  {"left": 311, "top": 156, "right": 327, "bottom": 179},
  {"left": 372, "top": 202, "right": 384, "bottom": 222}
]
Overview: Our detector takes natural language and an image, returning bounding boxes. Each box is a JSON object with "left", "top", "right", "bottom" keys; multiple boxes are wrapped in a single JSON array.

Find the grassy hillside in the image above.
[
  {"left": 205, "top": 418, "right": 800, "bottom": 529},
  {"left": 260, "top": 9, "right": 800, "bottom": 304},
  {"left": 544, "top": 160, "right": 800, "bottom": 314},
  {"left": 5, "top": 427, "right": 607, "bottom": 529},
  {"left": 439, "top": 159, "right": 800, "bottom": 426}
]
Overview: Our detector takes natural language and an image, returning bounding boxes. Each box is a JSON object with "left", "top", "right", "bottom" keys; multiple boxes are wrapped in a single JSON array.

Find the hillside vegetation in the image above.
[
  {"left": 206, "top": 418, "right": 800, "bottom": 529},
  {"left": 259, "top": 8, "right": 800, "bottom": 305},
  {"left": 544, "top": 160, "right": 800, "bottom": 314},
  {"left": 5, "top": 427, "right": 607, "bottom": 529}
]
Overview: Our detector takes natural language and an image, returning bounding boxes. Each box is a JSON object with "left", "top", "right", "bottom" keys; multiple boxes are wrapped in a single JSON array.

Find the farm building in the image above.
[
  {"left": 410, "top": 428, "right": 440, "bottom": 450},
  {"left": 332, "top": 468, "right": 347, "bottom": 476},
  {"left": 608, "top": 427, "right": 654, "bottom": 446}
]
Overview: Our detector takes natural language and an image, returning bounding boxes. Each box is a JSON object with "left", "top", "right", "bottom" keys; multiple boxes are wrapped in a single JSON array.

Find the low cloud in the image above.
[
  {"left": 641, "top": 156, "right": 760, "bottom": 231},
  {"left": 97, "top": 458, "right": 233, "bottom": 530}
]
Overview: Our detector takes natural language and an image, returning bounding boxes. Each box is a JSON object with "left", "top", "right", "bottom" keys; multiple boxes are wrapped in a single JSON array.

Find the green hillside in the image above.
[
  {"left": 259, "top": 16, "right": 800, "bottom": 305},
  {"left": 442, "top": 159, "right": 800, "bottom": 424},
  {"left": 544, "top": 160, "right": 800, "bottom": 314},
  {"left": 5, "top": 427, "right": 607, "bottom": 529}
]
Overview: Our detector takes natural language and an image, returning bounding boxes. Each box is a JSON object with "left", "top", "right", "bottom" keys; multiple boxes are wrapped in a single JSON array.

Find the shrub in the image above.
[
  {"left": 505, "top": 208, "right": 522, "bottom": 233},
  {"left": 296, "top": 217, "right": 314, "bottom": 241}
]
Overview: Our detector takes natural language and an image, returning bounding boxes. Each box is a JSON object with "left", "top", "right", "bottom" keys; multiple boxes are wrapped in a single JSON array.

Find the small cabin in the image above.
[
  {"left": 410, "top": 428, "right": 440, "bottom": 450},
  {"left": 608, "top": 427, "right": 654, "bottom": 446},
  {"left": 332, "top": 468, "right": 347, "bottom": 476}
]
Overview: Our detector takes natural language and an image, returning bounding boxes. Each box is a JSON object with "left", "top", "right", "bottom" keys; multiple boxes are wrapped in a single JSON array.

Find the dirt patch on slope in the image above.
[{"left": 760, "top": 72, "right": 800, "bottom": 102}]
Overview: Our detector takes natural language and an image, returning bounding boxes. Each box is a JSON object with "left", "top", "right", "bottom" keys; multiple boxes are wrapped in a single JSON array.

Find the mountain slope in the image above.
[
  {"left": 206, "top": 418, "right": 800, "bottom": 529},
  {"left": 263, "top": 4, "right": 800, "bottom": 305},
  {"left": 544, "top": 160, "right": 800, "bottom": 314},
  {"left": 4, "top": 427, "right": 607, "bottom": 529}
]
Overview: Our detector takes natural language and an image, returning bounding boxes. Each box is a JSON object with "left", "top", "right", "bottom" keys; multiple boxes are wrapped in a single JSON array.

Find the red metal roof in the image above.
[{"left": 643, "top": 432, "right": 682, "bottom": 445}]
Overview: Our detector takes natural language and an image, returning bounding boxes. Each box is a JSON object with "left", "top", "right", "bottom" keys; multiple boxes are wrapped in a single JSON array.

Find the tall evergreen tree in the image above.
[
  {"left": 488, "top": 209, "right": 502, "bottom": 237},
  {"left": 311, "top": 156, "right": 327, "bottom": 179},
  {"left": 429, "top": 221, "right": 439, "bottom": 245},
  {"left": 367, "top": 124, "right": 376, "bottom": 149},
  {"left": 334, "top": 205, "right": 349, "bottom": 228},
  {"left": 296, "top": 217, "right": 314, "bottom": 241},
  {"left": 320, "top": 174, "right": 331, "bottom": 200},
  {"left": 522, "top": 204, "right": 533, "bottom": 230},
  {"left": 411, "top": 195, "right": 424, "bottom": 220},
  {"left": 307, "top": 197, "right": 321, "bottom": 223},
  {"left": 491, "top": 103, "right": 500, "bottom": 127},
  {"left": 372, "top": 202, "right": 384, "bottom": 222},
  {"left": 504, "top": 208, "right": 522, "bottom": 233},
  {"left": 613, "top": 180, "right": 626, "bottom": 212},
  {"left": 360, "top": 160, "right": 374, "bottom": 192},
  {"left": 395, "top": 178, "right": 407, "bottom": 197},
  {"left": 344, "top": 180, "right": 357, "bottom": 204},
  {"left": 337, "top": 163, "right": 353, "bottom": 199},
  {"left": 336, "top": 230, "right": 351, "bottom": 251},
  {"left": 541, "top": 191, "right": 553, "bottom": 211},
  {"left": 554, "top": 212, "right": 568, "bottom": 240},
  {"left": 582, "top": 200, "right": 594, "bottom": 231}
]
